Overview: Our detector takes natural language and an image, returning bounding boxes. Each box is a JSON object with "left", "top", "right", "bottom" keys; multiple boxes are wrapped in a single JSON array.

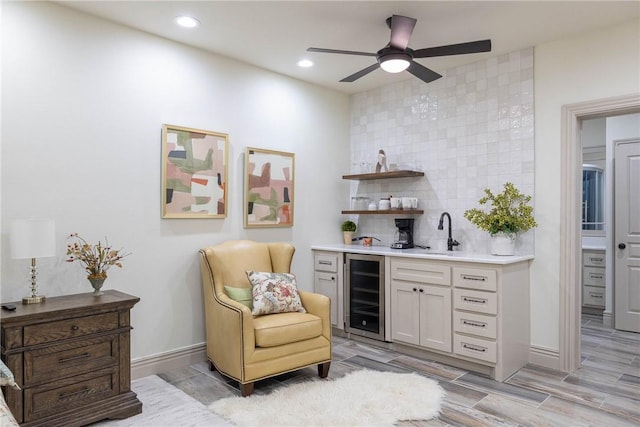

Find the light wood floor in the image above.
[{"left": 158, "top": 314, "right": 639, "bottom": 426}]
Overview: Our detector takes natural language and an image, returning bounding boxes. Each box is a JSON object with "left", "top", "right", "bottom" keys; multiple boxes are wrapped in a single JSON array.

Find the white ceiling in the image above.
[{"left": 58, "top": 1, "right": 640, "bottom": 94}]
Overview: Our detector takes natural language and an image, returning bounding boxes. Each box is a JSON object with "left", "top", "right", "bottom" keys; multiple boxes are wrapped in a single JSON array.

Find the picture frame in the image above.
[
  {"left": 161, "top": 124, "right": 229, "bottom": 218},
  {"left": 244, "top": 147, "right": 295, "bottom": 228}
]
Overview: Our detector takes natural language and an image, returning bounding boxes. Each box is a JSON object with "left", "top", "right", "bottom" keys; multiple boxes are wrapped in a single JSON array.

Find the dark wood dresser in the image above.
[{"left": 0, "top": 290, "right": 142, "bottom": 426}]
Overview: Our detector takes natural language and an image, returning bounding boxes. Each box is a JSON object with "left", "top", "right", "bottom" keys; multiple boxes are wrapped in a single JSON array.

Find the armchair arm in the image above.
[{"left": 299, "top": 291, "right": 331, "bottom": 341}]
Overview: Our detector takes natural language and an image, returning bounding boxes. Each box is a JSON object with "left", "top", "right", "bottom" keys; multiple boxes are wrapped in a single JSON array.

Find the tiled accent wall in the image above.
[{"left": 349, "top": 47, "right": 534, "bottom": 254}]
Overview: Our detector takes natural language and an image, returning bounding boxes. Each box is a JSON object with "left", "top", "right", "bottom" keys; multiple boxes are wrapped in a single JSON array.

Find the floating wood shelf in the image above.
[
  {"left": 342, "top": 209, "right": 424, "bottom": 215},
  {"left": 342, "top": 170, "right": 425, "bottom": 181}
]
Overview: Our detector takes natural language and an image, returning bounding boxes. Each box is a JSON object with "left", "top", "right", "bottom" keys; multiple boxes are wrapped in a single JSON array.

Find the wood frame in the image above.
[
  {"left": 244, "top": 147, "right": 295, "bottom": 228},
  {"left": 161, "top": 124, "right": 229, "bottom": 218}
]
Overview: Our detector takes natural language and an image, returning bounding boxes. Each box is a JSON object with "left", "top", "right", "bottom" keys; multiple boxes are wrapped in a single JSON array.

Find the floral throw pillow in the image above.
[{"left": 246, "top": 271, "right": 306, "bottom": 316}]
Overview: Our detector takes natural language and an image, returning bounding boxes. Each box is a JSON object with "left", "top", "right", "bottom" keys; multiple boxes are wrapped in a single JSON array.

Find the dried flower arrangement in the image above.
[{"left": 66, "top": 233, "right": 131, "bottom": 279}]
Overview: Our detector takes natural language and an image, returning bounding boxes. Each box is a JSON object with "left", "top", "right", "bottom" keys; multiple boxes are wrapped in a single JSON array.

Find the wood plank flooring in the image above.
[{"left": 157, "top": 314, "right": 638, "bottom": 426}]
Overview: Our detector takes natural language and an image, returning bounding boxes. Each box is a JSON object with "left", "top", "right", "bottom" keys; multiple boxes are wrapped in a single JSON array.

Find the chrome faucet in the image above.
[{"left": 438, "top": 212, "right": 460, "bottom": 251}]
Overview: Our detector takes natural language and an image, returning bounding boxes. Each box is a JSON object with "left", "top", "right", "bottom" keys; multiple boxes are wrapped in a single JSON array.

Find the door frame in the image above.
[{"left": 559, "top": 93, "right": 640, "bottom": 373}]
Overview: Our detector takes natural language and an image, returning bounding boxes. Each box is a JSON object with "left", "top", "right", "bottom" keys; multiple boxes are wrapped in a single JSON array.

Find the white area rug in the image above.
[
  {"left": 209, "top": 369, "right": 445, "bottom": 426},
  {"left": 95, "top": 375, "right": 231, "bottom": 426}
]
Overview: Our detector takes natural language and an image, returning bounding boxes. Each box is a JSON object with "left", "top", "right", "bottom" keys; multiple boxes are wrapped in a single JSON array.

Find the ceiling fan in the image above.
[{"left": 307, "top": 15, "right": 491, "bottom": 84}]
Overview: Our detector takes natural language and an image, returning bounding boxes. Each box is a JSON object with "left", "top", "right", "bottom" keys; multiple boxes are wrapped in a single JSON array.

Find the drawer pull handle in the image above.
[
  {"left": 71, "top": 325, "right": 80, "bottom": 331},
  {"left": 59, "top": 386, "right": 89, "bottom": 400},
  {"left": 589, "top": 257, "right": 603, "bottom": 263},
  {"left": 589, "top": 274, "right": 603, "bottom": 280},
  {"left": 59, "top": 353, "right": 90, "bottom": 364},
  {"left": 463, "top": 320, "right": 487, "bottom": 328},
  {"left": 463, "top": 343, "right": 487, "bottom": 353},
  {"left": 462, "top": 275, "right": 487, "bottom": 282},
  {"left": 463, "top": 297, "right": 487, "bottom": 305},
  {"left": 318, "top": 260, "right": 332, "bottom": 265},
  {"left": 589, "top": 293, "right": 603, "bottom": 299}
]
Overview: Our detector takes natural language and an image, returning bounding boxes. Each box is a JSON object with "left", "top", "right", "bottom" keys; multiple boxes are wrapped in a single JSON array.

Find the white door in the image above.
[{"left": 614, "top": 138, "right": 640, "bottom": 332}]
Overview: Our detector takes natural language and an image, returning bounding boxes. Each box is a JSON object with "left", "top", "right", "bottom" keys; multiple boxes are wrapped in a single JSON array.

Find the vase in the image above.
[
  {"left": 343, "top": 231, "right": 354, "bottom": 244},
  {"left": 490, "top": 232, "right": 516, "bottom": 256},
  {"left": 88, "top": 274, "right": 107, "bottom": 296}
]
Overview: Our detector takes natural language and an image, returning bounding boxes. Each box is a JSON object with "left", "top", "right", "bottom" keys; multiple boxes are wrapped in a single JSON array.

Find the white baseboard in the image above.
[
  {"left": 603, "top": 310, "right": 613, "bottom": 328},
  {"left": 131, "top": 342, "right": 207, "bottom": 380},
  {"left": 528, "top": 345, "right": 562, "bottom": 371}
]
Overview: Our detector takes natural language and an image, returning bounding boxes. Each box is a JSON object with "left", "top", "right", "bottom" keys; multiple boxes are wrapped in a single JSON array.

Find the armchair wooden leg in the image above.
[
  {"left": 318, "top": 362, "right": 331, "bottom": 378},
  {"left": 240, "top": 382, "right": 255, "bottom": 397}
]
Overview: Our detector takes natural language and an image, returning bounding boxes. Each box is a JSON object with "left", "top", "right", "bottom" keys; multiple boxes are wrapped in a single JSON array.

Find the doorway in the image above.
[{"left": 560, "top": 94, "right": 640, "bottom": 374}]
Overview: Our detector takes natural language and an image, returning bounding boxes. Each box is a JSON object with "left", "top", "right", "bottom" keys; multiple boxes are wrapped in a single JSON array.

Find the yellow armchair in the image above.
[{"left": 199, "top": 240, "right": 331, "bottom": 396}]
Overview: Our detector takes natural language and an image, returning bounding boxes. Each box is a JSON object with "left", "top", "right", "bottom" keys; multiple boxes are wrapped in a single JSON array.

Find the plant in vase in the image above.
[
  {"left": 463, "top": 182, "right": 537, "bottom": 255},
  {"left": 341, "top": 220, "right": 357, "bottom": 245},
  {"left": 66, "top": 233, "right": 131, "bottom": 295}
]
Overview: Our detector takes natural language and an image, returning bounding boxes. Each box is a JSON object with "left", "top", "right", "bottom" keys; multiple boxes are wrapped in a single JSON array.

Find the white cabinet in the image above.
[
  {"left": 390, "top": 259, "right": 452, "bottom": 353},
  {"left": 582, "top": 249, "right": 605, "bottom": 309},
  {"left": 313, "top": 251, "right": 343, "bottom": 329}
]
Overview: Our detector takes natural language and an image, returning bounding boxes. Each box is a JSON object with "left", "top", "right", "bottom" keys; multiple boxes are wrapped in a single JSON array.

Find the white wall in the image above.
[
  {"left": 349, "top": 48, "right": 535, "bottom": 254},
  {"left": 534, "top": 19, "right": 640, "bottom": 352},
  {"left": 1, "top": 2, "right": 350, "bottom": 359}
]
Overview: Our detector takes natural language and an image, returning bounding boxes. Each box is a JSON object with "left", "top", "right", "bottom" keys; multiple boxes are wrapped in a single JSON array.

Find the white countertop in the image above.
[{"left": 311, "top": 244, "right": 534, "bottom": 265}]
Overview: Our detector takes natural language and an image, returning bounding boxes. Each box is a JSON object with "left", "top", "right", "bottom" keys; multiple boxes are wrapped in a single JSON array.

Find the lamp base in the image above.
[{"left": 23, "top": 295, "right": 46, "bottom": 304}]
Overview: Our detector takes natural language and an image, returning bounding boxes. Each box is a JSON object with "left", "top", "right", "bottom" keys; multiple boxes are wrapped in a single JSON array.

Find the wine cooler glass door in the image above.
[{"left": 345, "top": 253, "right": 385, "bottom": 341}]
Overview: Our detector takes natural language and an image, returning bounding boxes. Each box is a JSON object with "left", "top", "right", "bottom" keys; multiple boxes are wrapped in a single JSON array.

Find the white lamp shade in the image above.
[
  {"left": 10, "top": 218, "right": 56, "bottom": 259},
  {"left": 380, "top": 57, "right": 410, "bottom": 73}
]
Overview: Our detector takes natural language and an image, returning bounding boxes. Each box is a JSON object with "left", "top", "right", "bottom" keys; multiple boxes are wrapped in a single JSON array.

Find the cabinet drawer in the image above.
[
  {"left": 453, "top": 311, "right": 497, "bottom": 339},
  {"left": 454, "top": 334, "right": 497, "bottom": 363},
  {"left": 453, "top": 289, "right": 497, "bottom": 315},
  {"left": 583, "top": 285, "right": 605, "bottom": 307},
  {"left": 391, "top": 259, "right": 451, "bottom": 286},
  {"left": 24, "top": 367, "right": 119, "bottom": 422},
  {"left": 453, "top": 267, "right": 497, "bottom": 291},
  {"left": 583, "top": 267, "right": 605, "bottom": 287},
  {"left": 314, "top": 253, "right": 339, "bottom": 273},
  {"left": 23, "top": 312, "right": 119, "bottom": 346},
  {"left": 25, "top": 335, "right": 119, "bottom": 385},
  {"left": 583, "top": 251, "right": 605, "bottom": 267}
]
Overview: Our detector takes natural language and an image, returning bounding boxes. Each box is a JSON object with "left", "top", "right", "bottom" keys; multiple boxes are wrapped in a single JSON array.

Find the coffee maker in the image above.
[{"left": 391, "top": 218, "right": 414, "bottom": 249}]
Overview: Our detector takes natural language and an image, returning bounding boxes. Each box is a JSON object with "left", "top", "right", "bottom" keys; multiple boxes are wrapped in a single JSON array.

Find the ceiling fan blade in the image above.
[
  {"left": 307, "top": 47, "right": 377, "bottom": 57},
  {"left": 340, "top": 63, "right": 380, "bottom": 82},
  {"left": 388, "top": 15, "right": 417, "bottom": 50},
  {"left": 413, "top": 39, "right": 492, "bottom": 58},
  {"left": 407, "top": 61, "right": 442, "bottom": 84}
]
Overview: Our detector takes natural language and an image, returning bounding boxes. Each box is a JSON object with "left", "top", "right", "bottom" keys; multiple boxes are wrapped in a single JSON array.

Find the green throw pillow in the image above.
[{"left": 224, "top": 286, "right": 253, "bottom": 309}]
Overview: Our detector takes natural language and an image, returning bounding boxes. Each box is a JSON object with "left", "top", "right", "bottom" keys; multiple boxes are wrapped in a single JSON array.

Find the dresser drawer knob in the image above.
[
  {"left": 71, "top": 325, "right": 79, "bottom": 331},
  {"left": 59, "top": 386, "right": 89, "bottom": 400},
  {"left": 59, "top": 353, "right": 90, "bottom": 364}
]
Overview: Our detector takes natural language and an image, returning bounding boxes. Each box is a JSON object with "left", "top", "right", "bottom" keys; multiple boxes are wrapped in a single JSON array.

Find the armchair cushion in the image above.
[
  {"left": 246, "top": 271, "right": 306, "bottom": 316},
  {"left": 253, "top": 312, "right": 323, "bottom": 347},
  {"left": 224, "top": 286, "right": 253, "bottom": 309}
]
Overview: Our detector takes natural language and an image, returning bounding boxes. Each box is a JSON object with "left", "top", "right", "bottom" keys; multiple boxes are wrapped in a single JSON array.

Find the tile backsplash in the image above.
[{"left": 349, "top": 47, "right": 534, "bottom": 254}]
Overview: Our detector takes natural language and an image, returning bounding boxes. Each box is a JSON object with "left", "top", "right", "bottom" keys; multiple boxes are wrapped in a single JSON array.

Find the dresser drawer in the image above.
[
  {"left": 453, "top": 311, "right": 497, "bottom": 339},
  {"left": 453, "top": 333, "right": 497, "bottom": 363},
  {"left": 453, "top": 267, "right": 497, "bottom": 291},
  {"left": 583, "top": 267, "right": 605, "bottom": 287},
  {"left": 24, "top": 335, "right": 119, "bottom": 385},
  {"left": 583, "top": 285, "right": 605, "bottom": 307},
  {"left": 24, "top": 367, "right": 119, "bottom": 422},
  {"left": 583, "top": 251, "right": 605, "bottom": 267},
  {"left": 314, "top": 253, "right": 339, "bottom": 273},
  {"left": 453, "top": 289, "right": 497, "bottom": 315},
  {"left": 23, "top": 312, "right": 119, "bottom": 346}
]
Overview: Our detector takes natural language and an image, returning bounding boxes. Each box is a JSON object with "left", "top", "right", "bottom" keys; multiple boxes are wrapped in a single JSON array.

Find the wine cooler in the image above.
[{"left": 345, "top": 253, "right": 385, "bottom": 341}]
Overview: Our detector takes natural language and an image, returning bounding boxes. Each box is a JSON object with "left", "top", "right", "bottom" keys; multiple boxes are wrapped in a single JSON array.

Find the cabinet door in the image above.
[
  {"left": 390, "top": 281, "right": 420, "bottom": 346},
  {"left": 419, "top": 285, "right": 452, "bottom": 353},
  {"left": 314, "top": 272, "right": 338, "bottom": 326}
]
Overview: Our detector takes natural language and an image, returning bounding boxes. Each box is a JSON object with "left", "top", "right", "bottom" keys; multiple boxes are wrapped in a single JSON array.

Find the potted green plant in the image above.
[
  {"left": 463, "top": 182, "right": 537, "bottom": 255},
  {"left": 341, "top": 220, "right": 357, "bottom": 245}
]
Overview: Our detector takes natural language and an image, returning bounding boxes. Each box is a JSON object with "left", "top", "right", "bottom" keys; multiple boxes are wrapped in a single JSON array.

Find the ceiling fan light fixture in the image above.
[{"left": 379, "top": 55, "right": 411, "bottom": 73}]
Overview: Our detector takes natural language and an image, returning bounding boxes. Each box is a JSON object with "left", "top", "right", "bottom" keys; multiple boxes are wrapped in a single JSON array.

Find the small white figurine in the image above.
[{"left": 375, "top": 149, "right": 389, "bottom": 173}]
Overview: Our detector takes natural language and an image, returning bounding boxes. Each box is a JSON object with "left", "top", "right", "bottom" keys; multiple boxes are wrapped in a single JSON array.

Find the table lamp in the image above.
[{"left": 10, "top": 218, "right": 56, "bottom": 304}]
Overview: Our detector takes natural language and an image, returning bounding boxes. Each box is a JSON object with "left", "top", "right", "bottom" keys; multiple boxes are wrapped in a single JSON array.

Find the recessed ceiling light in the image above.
[
  {"left": 174, "top": 16, "right": 200, "bottom": 28},
  {"left": 297, "top": 59, "right": 314, "bottom": 68}
]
